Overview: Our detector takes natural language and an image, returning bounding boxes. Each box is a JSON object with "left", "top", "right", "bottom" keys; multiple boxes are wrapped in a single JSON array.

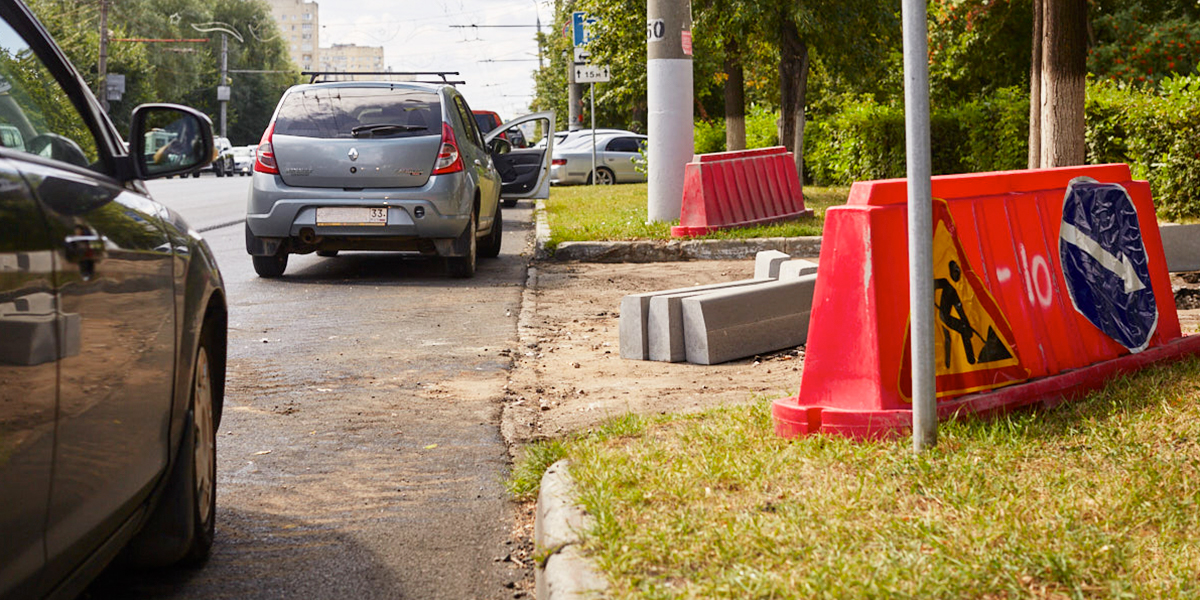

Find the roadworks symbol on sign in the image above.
[{"left": 900, "top": 199, "right": 1029, "bottom": 400}]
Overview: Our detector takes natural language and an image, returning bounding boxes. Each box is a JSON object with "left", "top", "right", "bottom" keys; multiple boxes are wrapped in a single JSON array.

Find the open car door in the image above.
[{"left": 484, "top": 111, "right": 555, "bottom": 207}]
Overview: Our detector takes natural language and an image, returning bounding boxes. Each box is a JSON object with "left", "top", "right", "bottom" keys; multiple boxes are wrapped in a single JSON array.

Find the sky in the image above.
[{"left": 315, "top": 0, "right": 551, "bottom": 120}]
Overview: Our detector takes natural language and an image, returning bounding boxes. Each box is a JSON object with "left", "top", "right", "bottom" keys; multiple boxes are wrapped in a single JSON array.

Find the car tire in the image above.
[
  {"left": 252, "top": 251, "right": 288, "bottom": 278},
  {"left": 446, "top": 210, "right": 477, "bottom": 278},
  {"left": 192, "top": 170, "right": 200, "bottom": 178},
  {"left": 590, "top": 167, "right": 615, "bottom": 185},
  {"left": 177, "top": 325, "right": 218, "bottom": 566},
  {"left": 502, "top": 198, "right": 518, "bottom": 208},
  {"left": 480, "top": 204, "right": 502, "bottom": 259},
  {"left": 316, "top": 250, "right": 338, "bottom": 257}
]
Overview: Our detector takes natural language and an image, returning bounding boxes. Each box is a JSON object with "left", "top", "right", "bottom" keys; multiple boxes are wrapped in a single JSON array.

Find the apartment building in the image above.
[
  {"left": 319, "top": 44, "right": 385, "bottom": 79},
  {"left": 266, "top": 0, "right": 319, "bottom": 72}
]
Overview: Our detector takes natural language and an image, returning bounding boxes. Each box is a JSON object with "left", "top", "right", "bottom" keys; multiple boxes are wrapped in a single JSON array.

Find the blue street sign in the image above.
[
  {"left": 572, "top": 11, "right": 597, "bottom": 47},
  {"left": 1059, "top": 177, "right": 1157, "bottom": 352}
]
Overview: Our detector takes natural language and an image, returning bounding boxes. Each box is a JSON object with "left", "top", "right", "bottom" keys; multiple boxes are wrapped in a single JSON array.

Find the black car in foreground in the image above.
[{"left": 0, "top": 1, "right": 228, "bottom": 598}]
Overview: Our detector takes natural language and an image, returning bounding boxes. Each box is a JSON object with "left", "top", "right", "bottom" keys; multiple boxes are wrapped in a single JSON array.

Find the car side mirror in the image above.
[
  {"left": 129, "top": 104, "right": 215, "bottom": 180},
  {"left": 489, "top": 137, "right": 512, "bottom": 155}
]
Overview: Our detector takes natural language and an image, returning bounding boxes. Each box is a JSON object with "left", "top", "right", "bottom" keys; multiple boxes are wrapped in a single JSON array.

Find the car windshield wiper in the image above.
[{"left": 350, "top": 123, "right": 427, "bottom": 137}]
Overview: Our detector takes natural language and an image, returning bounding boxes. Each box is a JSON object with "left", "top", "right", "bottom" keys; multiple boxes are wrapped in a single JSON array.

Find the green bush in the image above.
[
  {"left": 692, "top": 104, "right": 781, "bottom": 155},
  {"left": 1087, "top": 75, "right": 1200, "bottom": 220},
  {"left": 804, "top": 88, "right": 1029, "bottom": 186}
]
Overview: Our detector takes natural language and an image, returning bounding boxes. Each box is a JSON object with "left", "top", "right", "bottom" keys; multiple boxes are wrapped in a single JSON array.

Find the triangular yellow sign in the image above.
[{"left": 900, "top": 199, "right": 1028, "bottom": 399}]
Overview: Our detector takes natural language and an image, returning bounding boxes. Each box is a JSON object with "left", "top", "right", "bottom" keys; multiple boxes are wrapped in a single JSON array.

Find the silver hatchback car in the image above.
[{"left": 245, "top": 80, "right": 554, "bottom": 278}]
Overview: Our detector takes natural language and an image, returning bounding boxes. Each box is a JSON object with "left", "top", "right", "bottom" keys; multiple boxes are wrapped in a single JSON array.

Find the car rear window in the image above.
[
  {"left": 274, "top": 87, "right": 441, "bottom": 139},
  {"left": 473, "top": 113, "right": 499, "bottom": 133}
]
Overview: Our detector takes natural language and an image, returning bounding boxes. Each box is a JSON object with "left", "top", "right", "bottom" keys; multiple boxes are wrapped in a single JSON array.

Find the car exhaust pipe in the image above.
[{"left": 298, "top": 228, "right": 322, "bottom": 245}]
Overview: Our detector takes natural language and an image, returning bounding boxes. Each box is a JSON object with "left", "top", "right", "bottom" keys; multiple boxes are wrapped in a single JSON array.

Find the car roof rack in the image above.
[{"left": 301, "top": 71, "right": 465, "bottom": 85}]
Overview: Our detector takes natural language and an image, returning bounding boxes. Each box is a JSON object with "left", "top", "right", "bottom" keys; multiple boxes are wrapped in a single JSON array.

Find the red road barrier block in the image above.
[
  {"left": 772, "top": 163, "right": 1199, "bottom": 440},
  {"left": 670, "top": 146, "right": 813, "bottom": 237}
]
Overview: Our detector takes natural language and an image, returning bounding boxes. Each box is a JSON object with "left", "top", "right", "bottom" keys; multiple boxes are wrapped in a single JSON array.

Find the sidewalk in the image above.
[{"left": 510, "top": 201, "right": 819, "bottom": 599}]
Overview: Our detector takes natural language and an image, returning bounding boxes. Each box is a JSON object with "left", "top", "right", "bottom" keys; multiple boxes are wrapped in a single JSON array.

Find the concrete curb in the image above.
[
  {"left": 535, "top": 460, "right": 608, "bottom": 600},
  {"left": 534, "top": 198, "right": 821, "bottom": 263}
]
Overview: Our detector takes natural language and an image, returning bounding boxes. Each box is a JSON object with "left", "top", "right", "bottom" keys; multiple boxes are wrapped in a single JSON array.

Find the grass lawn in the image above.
[
  {"left": 510, "top": 358, "right": 1200, "bottom": 599},
  {"left": 542, "top": 183, "right": 850, "bottom": 252}
]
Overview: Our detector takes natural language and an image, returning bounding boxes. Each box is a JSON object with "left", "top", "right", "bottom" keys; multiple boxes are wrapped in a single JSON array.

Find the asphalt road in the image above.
[{"left": 84, "top": 174, "right": 534, "bottom": 599}]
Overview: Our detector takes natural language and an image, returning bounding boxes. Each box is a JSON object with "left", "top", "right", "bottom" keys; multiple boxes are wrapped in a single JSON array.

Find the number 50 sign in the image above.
[{"left": 647, "top": 18, "right": 665, "bottom": 42}]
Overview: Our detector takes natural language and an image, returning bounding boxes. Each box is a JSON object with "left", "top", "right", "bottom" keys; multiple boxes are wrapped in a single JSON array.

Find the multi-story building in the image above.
[
  {"left": 266, "top": 0, "right": 319, "bottom": 72},
  {"left": 319, "top": 44, "right": 386, "bottom": 80}
]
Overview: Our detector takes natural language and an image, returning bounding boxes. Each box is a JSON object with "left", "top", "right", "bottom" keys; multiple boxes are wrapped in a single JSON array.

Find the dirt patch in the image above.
[
  {"left": 1173, "top": 272, "right": 1200, "bottom": 332},
  {"left": 502, "top": 259, "right": 805, "bottom": 446}
]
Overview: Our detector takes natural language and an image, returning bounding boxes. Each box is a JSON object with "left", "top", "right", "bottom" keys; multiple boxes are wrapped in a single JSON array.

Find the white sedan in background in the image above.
[
  {"left": 230, "top": 145, "right": 255, "bottom": 176},
  {"left": 549, "top": 132, "right": 647, "bottom": 185}
]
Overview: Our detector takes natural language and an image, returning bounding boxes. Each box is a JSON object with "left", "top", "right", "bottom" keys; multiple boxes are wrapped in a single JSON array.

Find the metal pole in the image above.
[
  {"left": 646, "top": 0, "right": 693, "bottom": 222},
  {"left": 590, "top": 83, "right": 597, "bottom": 185},
  {"left": 98, "top": 0, "right": 108, "bottom": 111},
  {"left": 220, "top": 33, "right": 228, "bottom": 138},
  {"left": 902, "top": 0, "right": 937, "bottom": 452}
]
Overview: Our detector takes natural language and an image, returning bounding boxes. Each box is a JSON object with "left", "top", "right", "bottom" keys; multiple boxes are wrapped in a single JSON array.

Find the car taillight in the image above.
[
  {"left": 254, "top": 121, "right": 279, "bottom": 175},
  {"left": 432, "top": 122, "right": 463, "bottom": 175},
  {"left": 551, "top": 159, "right": 567, "bottom": 166}
]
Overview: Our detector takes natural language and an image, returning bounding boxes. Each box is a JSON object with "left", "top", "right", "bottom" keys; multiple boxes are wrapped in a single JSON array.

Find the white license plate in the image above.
[{"left": 316, "top": 207, "right": 387, "bottom": 226}]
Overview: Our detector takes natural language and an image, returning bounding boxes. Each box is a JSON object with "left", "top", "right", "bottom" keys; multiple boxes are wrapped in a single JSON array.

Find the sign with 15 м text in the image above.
[
  {"left": 1058, "top": 177, "right": 1158, "bottom": 352},
  {"left": 572, "top": 11, "right": 598, "bottom": 47},
  {"left": 574, "top": 64, "right": 610, "bottom": 83}
]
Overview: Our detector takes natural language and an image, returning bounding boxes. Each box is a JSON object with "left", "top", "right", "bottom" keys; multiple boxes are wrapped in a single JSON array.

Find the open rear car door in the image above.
[{"left": 484, "top": 111, "right": 555, "bottom": 207}]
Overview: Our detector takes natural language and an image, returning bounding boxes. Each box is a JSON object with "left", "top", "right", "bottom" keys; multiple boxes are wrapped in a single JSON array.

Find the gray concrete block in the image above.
[
  {"left": 539, "top": 545, "right": 609, "bottom": 600},
  {"left": 0, "top": 293, "right": 80, "bottom": 366},
  {"left": 1159, "top": 223, "right": 1200, "bottom": 272},
  {"left": 535, "top": 460, "right": 609, "bottom": 600},
  {"left": 778, "top": 258, "right": 819, "bottom": 279},
  {"left": 753, "top": 250, "right": 791, "bottom": 279},
  {"left": 621, "top": 280, "right": 762, "bottom": 360},
  {"left": 682, "top": 274, "right": 817, "bottom": 365},
  {"left": 647, "top": 278, "right": 768, "bottom": 362}
]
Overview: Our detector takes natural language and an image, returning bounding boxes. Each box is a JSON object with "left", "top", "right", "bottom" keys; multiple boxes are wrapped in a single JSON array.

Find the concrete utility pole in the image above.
[
  {"left": 901, "top": 0, "right": 937, "bottom": 452},
  {"left": 646, "top": 0, "right": 693, "bottom": 223},
  {"left": 98, "top": 0, "right": 109, "bottom": 111},
  {"left": 567, "top": 71, "right": 583, "bottom": 131},
  {"left": 220, "top": 33, "right": 228, "bottom": 138}
]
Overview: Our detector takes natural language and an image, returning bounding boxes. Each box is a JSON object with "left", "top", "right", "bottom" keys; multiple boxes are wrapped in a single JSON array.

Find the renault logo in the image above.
[{"left": 348, "top": 147, "right": 359, "bottom": 161}]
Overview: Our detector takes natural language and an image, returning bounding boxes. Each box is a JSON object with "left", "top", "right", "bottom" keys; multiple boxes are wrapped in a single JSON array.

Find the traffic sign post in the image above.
[{"left": 1059, "top": 177, "right": 1158, "bottom": 352}]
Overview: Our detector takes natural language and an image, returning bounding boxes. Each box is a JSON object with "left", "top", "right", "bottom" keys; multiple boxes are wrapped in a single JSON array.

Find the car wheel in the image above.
[
  {"left": 446, "top": 210, "right": 477, "bottom": 278},
  {"left": 590, "top": 167, "right": 615, "bottom": 185},
  {"left": 316, "top": 250, "right": 339, "bottom": 257},
  {"left": 480, "top": 204, "right": 502, "bottom": 259},
  {"left": 192, "top": 170, "right": 201, "bottom": 178},
  {"left": 502, "top": 198, "right": 518, "bottom": 208},
  {"left": 252, "top": 251, "right": 288, "bottom": 278},
  {"left": 178, "top": 326, "right": 218, "bottom": 566}
]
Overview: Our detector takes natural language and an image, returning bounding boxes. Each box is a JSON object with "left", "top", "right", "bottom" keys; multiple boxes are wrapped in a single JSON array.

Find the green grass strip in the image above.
[{"left": 542, "top": 184, "right": 849, "bottom": 252}]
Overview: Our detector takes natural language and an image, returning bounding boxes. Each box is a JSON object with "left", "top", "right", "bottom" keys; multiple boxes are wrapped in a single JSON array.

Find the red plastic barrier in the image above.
[
  {"left": 772, "top": 164, "right": 1199, "bottom": 440},
  {"left": 670, "top": 146, "right": 813, "bottom": 237}
]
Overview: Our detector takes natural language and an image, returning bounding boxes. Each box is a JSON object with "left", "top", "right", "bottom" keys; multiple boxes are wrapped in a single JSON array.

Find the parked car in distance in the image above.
[
  {"left": 0, "top": 2, "right": 228, "bottom": 598},
  {"left": 536, "top": 128, "right": 633, "bottom": 149},
  {"left": 196, "top": 135, "right": 235, "bottom": 177},
  {"left": 550, "top": 132, "right": 648, "bottom": 185},
  {"left": 230, "top": 144, "right": 255, "bottom": 175},
  {"left": 472, "top": 109, "right": 527, "bottom": 148},
  {"left": 246, "top": 77, "right": 555, "bottom": 278}
]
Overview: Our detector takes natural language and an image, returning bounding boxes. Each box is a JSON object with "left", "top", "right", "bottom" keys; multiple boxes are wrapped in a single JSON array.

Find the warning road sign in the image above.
[
  {"left": 900, "top": 199, "right": 1029, "bottom": 400},
  {"left": 1059, "top": 177, "right": 1157, "bottom": 352}
]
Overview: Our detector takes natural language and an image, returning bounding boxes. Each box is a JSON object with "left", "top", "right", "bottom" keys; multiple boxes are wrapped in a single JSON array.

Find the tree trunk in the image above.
[
  {"left": 1028, "top": 0, "right": 1043, "bottom": 169},
  {"left": 779, "top": 18, "right": 808, "bottom": 179},
  {"left": 724, "top": 38, "right": 746, "bottom": 151},
  {"left": 1040, "top": 0, "right": 1088, "bottom": 168}
]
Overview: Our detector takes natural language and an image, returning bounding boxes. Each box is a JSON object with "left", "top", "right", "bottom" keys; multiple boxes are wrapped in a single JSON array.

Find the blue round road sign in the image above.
[{"left": 1058, "top": 177, "right": 1157, "bottom": 352}]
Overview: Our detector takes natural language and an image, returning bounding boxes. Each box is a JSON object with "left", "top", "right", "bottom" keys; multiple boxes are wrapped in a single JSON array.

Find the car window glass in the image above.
[
  {"left": 274, "top": 86, "right": 440, "bottom": 139},
  {"left": 0, "top": 20, "right": 99, "bottom": 169},
  {"left": 607, "top": 137, "right": 639, "bottom": 153},
  {"left": 473, "top": 113, "right": 497, "bottom": 134},
  {"left": 453, "top": 96, "right": 483, "bottom": 149}
]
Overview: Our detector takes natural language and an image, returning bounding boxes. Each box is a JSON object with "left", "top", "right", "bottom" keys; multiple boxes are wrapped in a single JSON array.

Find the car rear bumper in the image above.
[
  {"left": 245, "top": 172, "right": 472, "bottom": 252},
  {"left": 549, "top": 163, "right": 589, "bottom": 185}
]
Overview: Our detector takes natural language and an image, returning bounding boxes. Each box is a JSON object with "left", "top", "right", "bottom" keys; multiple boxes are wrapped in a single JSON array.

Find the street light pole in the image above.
[
  {"left": 98, "top": 0, "right": 109, "bottom": 111},
  {"left": 902, "top": 0, "right": 937, "bottom": 452},
  {"left": 220, "top": 33, "right": 228, "bottom": 138}
]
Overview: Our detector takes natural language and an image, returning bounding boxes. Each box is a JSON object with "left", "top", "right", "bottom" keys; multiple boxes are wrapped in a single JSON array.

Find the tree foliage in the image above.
[{"left": 27, "top": 0, "right": 298, "bottom": 145}]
